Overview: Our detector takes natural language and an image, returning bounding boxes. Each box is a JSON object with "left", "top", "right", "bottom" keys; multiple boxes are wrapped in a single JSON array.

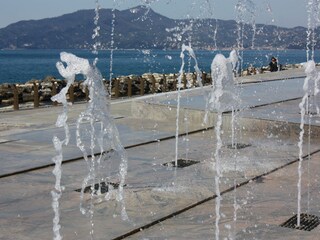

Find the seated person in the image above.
[{"left": 269, "top": 56, "right": 278, "bottom": 72}]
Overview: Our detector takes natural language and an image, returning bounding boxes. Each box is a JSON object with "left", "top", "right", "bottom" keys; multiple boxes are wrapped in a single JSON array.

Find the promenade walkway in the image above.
[{"left": 1, "top": 68, "right": 320, "bottom": 239}]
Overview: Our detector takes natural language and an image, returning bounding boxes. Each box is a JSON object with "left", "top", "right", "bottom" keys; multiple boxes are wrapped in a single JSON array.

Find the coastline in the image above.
[{"left": 1, "top": 49, "right": 317, "bottom": 85}]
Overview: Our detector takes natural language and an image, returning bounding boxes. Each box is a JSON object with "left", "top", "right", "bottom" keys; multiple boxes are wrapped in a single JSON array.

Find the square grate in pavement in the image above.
[
  {"left": 280, "top": 213, "right": 320, "bottom": 231},
  {"left": 163, "top": 159, "right": 200, "bottom": 168},
  {"left": 301, "top": 111, "right": 318, "bottom": 116},
  {"left": 227, "top": 143, "right": 251, "bottom": 149},
  {"left": 75, "top": 182, "right": 120, "bottom": 194}
]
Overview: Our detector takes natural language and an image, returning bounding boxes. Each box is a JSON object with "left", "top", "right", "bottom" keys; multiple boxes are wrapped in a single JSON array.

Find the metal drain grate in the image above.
[
  {"left": 75, "top": 182, "right": 120, "bottom": 194},
  {"left": 280, "top": 213, "right": 320, "bottom": 231},
  {"left": 299, "top": 111, "right": 318, "bottom": 116},
  {"left": 163, "top": 159, "right": 200, "bottom": 168},
  {"left": 227, "top": 143, "right": 251, "bottom": 149}
]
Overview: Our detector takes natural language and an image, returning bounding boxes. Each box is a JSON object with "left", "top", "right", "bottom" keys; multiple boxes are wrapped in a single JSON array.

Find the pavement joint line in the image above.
[
  {"left": 0, "top": 126, "right": 215, "bottom": 179},
  {"left": 246, "top": 97, "right": 303, "bottom": 110},
  {"left": 0, "top": 139, "right": 19, "bottom": 144},
  {"left": 150, "top": 91, "right": 303, "bottom": 115},
  {"left": 220, "top": 97, "right": 303, "bottom": 115},
  {"left": 238, "top": 75, "right": 306, "bottom": 84},
  {"left": 111, "top": 148, "right": 320, "bottom": 240}
]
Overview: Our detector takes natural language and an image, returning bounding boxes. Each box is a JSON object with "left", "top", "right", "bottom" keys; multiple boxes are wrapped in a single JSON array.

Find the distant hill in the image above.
[{"left": 0, "top": 5, "right": 315, "bottom": 50}]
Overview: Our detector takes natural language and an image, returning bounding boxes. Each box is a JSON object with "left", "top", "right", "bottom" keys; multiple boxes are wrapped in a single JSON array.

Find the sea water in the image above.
[{"left": 1, "top": 49, "right": 320, "bottom": 84}]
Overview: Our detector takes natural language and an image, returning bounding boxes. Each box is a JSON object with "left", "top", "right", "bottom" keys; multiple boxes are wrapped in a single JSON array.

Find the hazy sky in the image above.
[{"left": 0, "top": 0, "right": 309, "bottom": 29}]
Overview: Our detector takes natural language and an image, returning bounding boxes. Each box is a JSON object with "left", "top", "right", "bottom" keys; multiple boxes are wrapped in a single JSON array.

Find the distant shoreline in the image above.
[
  {"left": 0, "top": 62, "right": 306, "bottom": 85},
  {"left": 0, "top": 47, "right": 309, "bottom": 51},
  {"left": 0, "top": 49, "right": 317, "bottom": 85},
  {"left": 0, "top": 61, "right": 309, "bottom": 86}
]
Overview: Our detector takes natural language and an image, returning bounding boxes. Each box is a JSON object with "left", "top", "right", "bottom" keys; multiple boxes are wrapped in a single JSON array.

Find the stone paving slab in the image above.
[
  {"left": 239, "top": 98, "right": 320, "bottom": 126},
  {"left": 152, "top": 77, "right": 306, "bottom": 113},
  {"left": 0, "top": 104, "right": 211, "bottom": 177}
]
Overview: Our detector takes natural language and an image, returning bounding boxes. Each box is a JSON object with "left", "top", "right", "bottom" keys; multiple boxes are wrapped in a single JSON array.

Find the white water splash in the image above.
[
  {"left": 51, "top": 136, "right": 65, "bottom": 240},
  {"left": 92, "top": 0, "right": 101, "bottom": 66},
  {"left": 297, "top": 60, "right": 320, "bottom": 225},
  {"left": 50, "top": 52, "right": 77, "bottom": 240},
  {"left": 202, "top": 0, "right": 218, "bottom": 50},
  {"left": 231, "top": 107, "right": 235, "bottom": 148},
  {"left": 315, "top": 68, "right": 320, "bottom": 115},
  {"left": 297, "top": 61, "right": 314, "bottom": 225},
  {"left": 53, "top": 52, "right": 129, "bottom": 239},
  {"left": 204, "top": 50, "right": 237, "bottom": 240},
  {"left": 175, "top": 43, "right": 203, "bottom": 166},
  {"left": 166, "top": 22, "right": 194, "bottom": 48},
  {"left": 235, "top": 0, "right": 256, "bottom": 74},
  {"left": 174, "top": 46, "right": 186, "bottom": 167},
  {"left": 306, "top": 0, "right": 320, "bottom": 61},
  {"left": 109, "top": 0, "right": 117, "bottom": 97},
  {"left": 204, "top": 50, "right": 238, "bottom": 123}
]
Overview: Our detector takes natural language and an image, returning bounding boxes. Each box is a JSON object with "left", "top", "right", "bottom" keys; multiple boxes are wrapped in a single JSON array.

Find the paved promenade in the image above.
[{"left": 1, "top": 68, "right": 320, "bottom": 239}]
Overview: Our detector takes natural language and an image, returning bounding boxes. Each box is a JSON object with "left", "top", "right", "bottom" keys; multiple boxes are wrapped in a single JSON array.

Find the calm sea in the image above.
[{"left": 0, "top": 49, "right": 318, "bottom": 84}]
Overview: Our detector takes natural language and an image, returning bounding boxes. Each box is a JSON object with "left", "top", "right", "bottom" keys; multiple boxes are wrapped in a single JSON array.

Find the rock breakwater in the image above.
[{"left": 0, "top": 63, "right": 306, "bottom": 110}]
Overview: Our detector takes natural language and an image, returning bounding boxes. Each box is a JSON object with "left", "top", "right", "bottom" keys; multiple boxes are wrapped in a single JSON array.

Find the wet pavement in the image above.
[{"left": 1, "top": 69, "right": 320, "bottom": 239}]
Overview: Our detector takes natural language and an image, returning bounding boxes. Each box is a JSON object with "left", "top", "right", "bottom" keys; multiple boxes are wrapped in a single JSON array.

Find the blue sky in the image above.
[{"left": 0, "top": 0, "right": 309, "bottom": 29}]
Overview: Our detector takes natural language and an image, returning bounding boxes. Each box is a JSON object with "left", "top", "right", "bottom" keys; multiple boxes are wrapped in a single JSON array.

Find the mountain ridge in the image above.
[{"left": 0, "top": 5, "right": 315, "bottom": 50}]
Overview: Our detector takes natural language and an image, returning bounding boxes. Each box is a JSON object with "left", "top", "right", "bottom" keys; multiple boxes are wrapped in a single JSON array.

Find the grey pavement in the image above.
[{"left": 1, "top": 69, "right": 320, "bottom": 239}]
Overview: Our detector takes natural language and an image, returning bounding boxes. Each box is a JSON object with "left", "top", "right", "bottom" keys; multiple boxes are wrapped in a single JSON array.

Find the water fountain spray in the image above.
[
  {"left": 92, "top": 0, "right": 101, "bottom": 66},
  {"left": 50, "top": 55, "right": 76, "bottom": 240},
  {"left": 205, "top": 50, "right": 237, "bottom": 240},
  {"left": 296, "top": 0, "right": 320, "bottom": 227},
  {"left": 175, "top": 43, "right": 203, "bottom": 166},
  {"left": 235, "top": 0, "right": 256, "bottom": 74},
  {"left": 297, "top": 60, "right": 320, "bottom": 227},
  {"left": 108, "top": 0, "right": 117, "bottom": 97},
  {"left": 51, "top": 52, "right": 129, "bottom": 239}
]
